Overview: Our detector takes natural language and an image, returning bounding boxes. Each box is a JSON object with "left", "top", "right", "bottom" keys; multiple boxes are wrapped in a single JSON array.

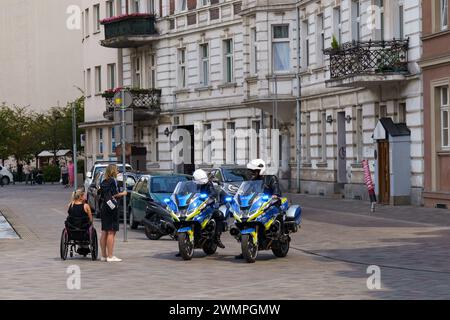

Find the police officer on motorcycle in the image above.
[
  {"left": 193, "top": 169, "right": 226, "bottom": 249},
  {"left": 235, "top": 159, "right": 282, "bottom": 259}
]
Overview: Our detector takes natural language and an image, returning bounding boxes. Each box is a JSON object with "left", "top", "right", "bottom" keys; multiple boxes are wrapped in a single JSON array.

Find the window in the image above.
[
  {"left": 399, "top": 4, "right": 404, "bottom": 39},
  {"left": 148, "top": 0, "right": 155, "bottom": 13},
  {"left": 333, "top": 6, "right": 342, "bottom": 45},
  {"left": 375, "top": 0, "right": 385, "bottom": 40},
  {"left": 251, "top": 28, "right": 258, "bottom": 74},
  {"left": 441, "top": 0, "right": 449, "bottom": 30},
  {"left": 107, "top": 64, "right": 116, "bottom": 90},
  {"left": 320, "top": 113, "right": 327, "bottom": 163},
  {"left": 98, "top": 128, "right": 104, "bottom": 154},
  {"left": 154, "top": 128, "right": 159, "bottom": 162},
  {"left": 203, "top": 123, "right": 212, "bottom": 164},
  {"left": 202, "top": 0, "right": 209, "bottom": 7},
  {"left": 272, "top": 25, "right": 290, "bottom": 72},
  {"left": 441, "top": 86, "right": 449, "bottom": 148},
  {"left": 227, "top": 122, "right": 236, "bottom": 164},
  {"left": 95, "top": 66, "right": 102, "bottom": 94},
  {"left": 179, "top": 0, "right": 187, "bottom": 11},
  {"left": 316, "top": 14, "right": 324, "bottom": 65},
  {"left": 178, "top": 48, "right": 187, "bottom": 88},
  {"left": 85, "top": 8, "right": 90, "bottom": 37},
  {"left": 351, "top": 0, "right": 361, "bottom": 41},
  {"left": 111, "top": 127, "right": 116, "bottom": 152},
  {"left": 93, "top": 4, "right": 100, "bottom": 33},
  {"left": 146, "top": 54, "right": 156, "bottom": 89},
  {"left": 356, "top": 108, "right": 363, "bottom": 162},
  {"left": 397, "top": 102, "right": 407, "bottom": 123},
  {"left": 305, "top": 113, "right": 311, "bottom": 163},
  {"left": 133, "top": 57, "right": 142, "bottom": 88},
  {"left": 133, "top": 0, "right": 140, "bottom": 13},
  {"left": 224, "top": 39, "right": 234, "bottom": 82},
  {"left": 86, "top": 69, "right": 92, "bottom": 97},
  {"left": 301, "top": 20, "right": 309, "bottom": 69},
  {"left": 200, "top": 43, "right": 209, "bottom": 86},
  {"left": 106, "top": 1, "right": 115, "bottom": 18},
  {"left": 252, "top": 120, "right": 261, "bottom": 158}
]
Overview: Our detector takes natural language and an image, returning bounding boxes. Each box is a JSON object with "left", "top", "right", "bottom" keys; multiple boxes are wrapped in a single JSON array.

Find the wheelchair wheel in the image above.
[
  {"left": 90, "top": 228, "right": 98, "bottom": 261},
  {"left": 60, "top": 229, "right": 69, "bottom": 260}
]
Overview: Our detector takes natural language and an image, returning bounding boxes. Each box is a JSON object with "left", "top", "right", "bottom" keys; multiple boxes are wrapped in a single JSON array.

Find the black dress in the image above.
[{"left": 100, "top": 178, "right": 120, "bottom": 232}]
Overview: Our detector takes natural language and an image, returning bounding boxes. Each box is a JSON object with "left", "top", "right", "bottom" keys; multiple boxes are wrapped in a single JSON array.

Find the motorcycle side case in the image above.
[{"left": 286, "top": 205, "right": 302, "bottom": 225}]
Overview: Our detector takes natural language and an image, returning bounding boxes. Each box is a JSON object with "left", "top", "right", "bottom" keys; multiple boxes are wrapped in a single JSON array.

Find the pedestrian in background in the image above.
[
  {"left": 24, "top": 163, "right": 31, "bottom": 185},
  {"left": 60, "top": 162, "right": 69, "bottom": 188},
  {"left": 68, "top": 161, "right": 75, "bottom": 188},
  {"left": 99, "top": 164, "right": 127, "bottom": 262}
]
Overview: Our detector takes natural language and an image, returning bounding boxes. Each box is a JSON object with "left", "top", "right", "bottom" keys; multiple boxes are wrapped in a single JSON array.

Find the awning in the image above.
[{"left": 37, "top": 150, "right": 72, "bottom": 157}]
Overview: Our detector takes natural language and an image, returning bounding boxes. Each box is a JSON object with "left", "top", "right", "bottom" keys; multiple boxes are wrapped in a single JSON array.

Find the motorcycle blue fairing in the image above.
[
  {"left": 239, "top": 193, "right": 255, "bottom": 207},
  {"left": 176, "top": 193, "right": 192, "bottom": 207},
  {"left": 178, "top": 226, "right": 192, "bottom": 233},
  {"left": 241, "top": 228, "right": 256, "bottom": 235}
]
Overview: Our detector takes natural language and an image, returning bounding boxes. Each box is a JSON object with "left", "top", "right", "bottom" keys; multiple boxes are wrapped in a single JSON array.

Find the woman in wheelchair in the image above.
[{"left": 60, "top": 189, "right": 98, "bottom": 260}]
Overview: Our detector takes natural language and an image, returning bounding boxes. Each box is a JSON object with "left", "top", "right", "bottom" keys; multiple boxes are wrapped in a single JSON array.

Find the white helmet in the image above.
[
  {"left": 193, "top": 169, "right": 209, "bottom": 185},
  {"left": 247, "top": 159, "right": 266, "bottom": 175}
]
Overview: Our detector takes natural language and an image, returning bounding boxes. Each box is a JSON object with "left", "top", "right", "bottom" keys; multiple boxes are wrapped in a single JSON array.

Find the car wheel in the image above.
[
  {"left": 129, "top": 210, "right": 139, "bottom": 230},
  {"left": 1, "top": 176, "right": 10, "bottom": 185}
]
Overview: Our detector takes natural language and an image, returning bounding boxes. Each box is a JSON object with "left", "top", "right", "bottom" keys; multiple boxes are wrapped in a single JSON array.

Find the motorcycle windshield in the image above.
[
  {"left": 172, "top": 181, "right": 202, "bottom": 208},
  {"left": 235, "top": 180, "right": 264, "bottom": 208}
]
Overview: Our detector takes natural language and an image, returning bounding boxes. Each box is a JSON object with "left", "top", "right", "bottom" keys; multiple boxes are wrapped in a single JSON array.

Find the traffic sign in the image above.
[{"left": 114, "top": 91, "right": 133, "bottom": 108}]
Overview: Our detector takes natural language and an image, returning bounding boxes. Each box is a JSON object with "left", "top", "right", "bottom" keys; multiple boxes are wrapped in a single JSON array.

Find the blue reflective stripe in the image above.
[
  {"left": 241, "top": 228, "right": 256, "bottom": 235},
  {"left": 178, "top": 227, "right": 192, "bottom": 233}
]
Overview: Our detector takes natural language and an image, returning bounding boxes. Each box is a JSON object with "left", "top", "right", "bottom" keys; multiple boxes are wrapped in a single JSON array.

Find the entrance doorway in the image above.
[{"left": 378, "top": 140, "right": 390, "bottom": 204}]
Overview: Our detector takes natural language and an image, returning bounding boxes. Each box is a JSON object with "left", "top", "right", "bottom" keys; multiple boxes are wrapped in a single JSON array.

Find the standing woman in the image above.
[{"left": 99, "top": 164, "right": 127, "bottom": 262}]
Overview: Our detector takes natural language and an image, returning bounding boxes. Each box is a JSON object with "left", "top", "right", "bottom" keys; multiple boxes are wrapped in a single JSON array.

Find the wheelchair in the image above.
[{"left": 60, "top": 216, "right": 98, "bottom": 261}]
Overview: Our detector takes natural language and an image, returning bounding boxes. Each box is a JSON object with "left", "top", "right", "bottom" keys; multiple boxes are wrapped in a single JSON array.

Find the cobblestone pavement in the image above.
[{"left": 1, "top": 185, "right": 450, "bottom": 300}]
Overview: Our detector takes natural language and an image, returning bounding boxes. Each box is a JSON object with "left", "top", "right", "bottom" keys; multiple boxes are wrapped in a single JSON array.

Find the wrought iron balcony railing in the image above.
[
  {"left": 324, "top": 39, "right": 409, "bottom": 80},
  {"left": 101, "top": 14, "right": 158, "bottom": 48},
  {"left": 103, "top": 88, "right": 162, "bottom": 121}
]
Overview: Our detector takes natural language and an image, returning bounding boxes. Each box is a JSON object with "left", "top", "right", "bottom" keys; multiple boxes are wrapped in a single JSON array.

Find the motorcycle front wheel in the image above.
[
  {"left": 271, "top": 239, "right": 290, "bottom": 258},
  {"left": 241, "top": 234, "right": 258, "bottom": 263},
  {"left": 202, "top": 239, "right": 218, "bottom": 255},
  {"left": 178, "top": 233, "right": 194, "bottom": 260}
]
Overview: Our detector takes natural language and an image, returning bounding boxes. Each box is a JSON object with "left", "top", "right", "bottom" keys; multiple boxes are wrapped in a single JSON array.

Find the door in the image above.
[
  {"left": 378, "top": 140, "right": 390, "bottom": 204},
  {"left": 337, "top": 112, "right": 347, "bottom": 183}
]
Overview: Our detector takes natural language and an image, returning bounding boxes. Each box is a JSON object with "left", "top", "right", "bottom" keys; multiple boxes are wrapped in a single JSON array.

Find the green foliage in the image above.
[
  {"left": 331, "top": 35, "right": 340, "bottom": 50},
  {"left": 43, "top": 165, "right": 61, "bottom": 183},
  {"left": 0, "top": 97, "right": 85, "bottom": 163}
]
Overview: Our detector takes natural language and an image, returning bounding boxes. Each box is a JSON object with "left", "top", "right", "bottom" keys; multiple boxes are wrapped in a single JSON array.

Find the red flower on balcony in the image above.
[{"left": 100, "top": 13, "right": 155, "bottom": 25}]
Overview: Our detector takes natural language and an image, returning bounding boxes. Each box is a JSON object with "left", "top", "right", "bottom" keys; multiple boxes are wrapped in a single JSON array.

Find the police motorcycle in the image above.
[
  {"left": 226, "top": 180, "right": 302, "bottom": 263},
  {"left": 164, "top": 181, "right": 227, "bottom": 260}
]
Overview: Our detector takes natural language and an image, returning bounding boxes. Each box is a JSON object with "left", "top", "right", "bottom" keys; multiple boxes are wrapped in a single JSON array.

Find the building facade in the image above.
[
  {"left": 295, "top": 0, "right": 423, "bottom": 205},
  {"left": 421, "top": 0, "right": 450, "bottom": 208},
  {"left": 82, "top": 0, "right": 424, "bottom": 205}
]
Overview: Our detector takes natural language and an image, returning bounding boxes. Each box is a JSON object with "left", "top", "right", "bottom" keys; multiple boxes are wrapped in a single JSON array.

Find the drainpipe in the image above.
[{"left": 296, "top": 6, "right": 302, "bottom": 193}]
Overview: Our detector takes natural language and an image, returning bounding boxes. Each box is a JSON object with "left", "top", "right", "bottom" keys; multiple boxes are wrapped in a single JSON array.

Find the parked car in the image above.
[
  {"left": 206, "top": 166, "right": 254, "bottom": 203},
  {"left": 129, "top": 174, "right": 193, "bottom": 230},
  {"left": 0, "top": 165, "right": 14, "bottom": 185},
  {"left": 116, "top": 172, "right": 140, "bottom": 221},
  {"left": 84, "top": 161, "right": 133, "bottom": 199}
]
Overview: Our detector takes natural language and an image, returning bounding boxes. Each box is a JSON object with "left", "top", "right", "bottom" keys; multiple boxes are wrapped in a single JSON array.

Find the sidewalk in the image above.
[
  {"left": 0, "top": 210, "right": 19, "bottom": 239},
  {"left": 286, "top": 193, "right": 450, "bottom": 227}
]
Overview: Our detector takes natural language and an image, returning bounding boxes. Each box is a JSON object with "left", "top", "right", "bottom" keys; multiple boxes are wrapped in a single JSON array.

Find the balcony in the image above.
[
  {"left": 100, "top": 14, "right": 158, "bottom": 48},
  {"left": 324, "top": 39, "right": 409, "bottom": 87},
  {"left": 103, "top": 88, "right": 162, "bottom": 121}
]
